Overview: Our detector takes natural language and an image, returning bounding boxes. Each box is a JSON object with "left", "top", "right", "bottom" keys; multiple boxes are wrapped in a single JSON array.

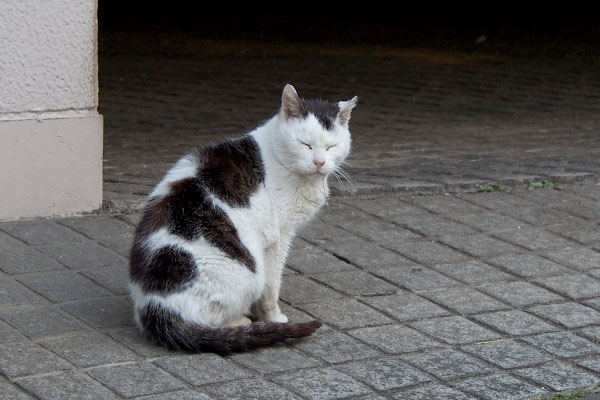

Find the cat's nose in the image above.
[{"left": 313, "top": 160, "right": 325, "bottom": 169}]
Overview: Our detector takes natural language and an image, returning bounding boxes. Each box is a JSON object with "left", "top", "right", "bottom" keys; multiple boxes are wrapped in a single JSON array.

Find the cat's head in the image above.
[{"left": 275, "top": 84, "right": 357, "bottom": 177}]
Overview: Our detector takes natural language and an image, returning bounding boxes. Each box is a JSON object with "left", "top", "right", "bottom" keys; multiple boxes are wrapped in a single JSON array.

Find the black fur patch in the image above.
[
  {"left": 303, "top": 99, "right": 339, "bottom": 130},
  {"left": 130, "top": 244, "right": 197, "bottom": 293},
  {"left": 197, "top": 136, "right": 265, "bottom": 207}
]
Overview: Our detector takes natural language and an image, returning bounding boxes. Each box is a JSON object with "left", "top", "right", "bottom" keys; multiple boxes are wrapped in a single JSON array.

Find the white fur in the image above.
[{"left": 131, "top": 85, "right": 355, "bottom": 328}]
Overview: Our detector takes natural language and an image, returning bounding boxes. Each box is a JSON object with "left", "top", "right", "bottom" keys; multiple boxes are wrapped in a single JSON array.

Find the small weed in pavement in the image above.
[{"left": 529, "top": 180, "right": 555, "bottom": 190}]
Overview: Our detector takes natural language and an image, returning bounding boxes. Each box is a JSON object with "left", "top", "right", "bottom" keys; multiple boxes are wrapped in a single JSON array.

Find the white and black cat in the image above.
[{"left": 129, "top": 84, "right": 357, "bottom": 354}]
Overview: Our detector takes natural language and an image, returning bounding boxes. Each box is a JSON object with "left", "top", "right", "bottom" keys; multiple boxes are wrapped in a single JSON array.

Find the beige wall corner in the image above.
[{"left": 0, "top": 114, "right": 103, "bottom": 221}]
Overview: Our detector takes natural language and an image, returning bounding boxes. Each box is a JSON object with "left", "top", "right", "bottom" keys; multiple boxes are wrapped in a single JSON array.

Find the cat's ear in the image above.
[
  {"left": 337, "top": 96, "right": 358, "bottom": 127},
  {"left": 281, "top": 84, "right": 307, "bottom": 120}
]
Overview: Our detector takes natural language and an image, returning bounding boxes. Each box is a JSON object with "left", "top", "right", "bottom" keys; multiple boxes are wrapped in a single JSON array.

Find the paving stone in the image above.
[
  {"left": 0, "top": 376, "right": 33, "bottom": 399},
  {"left": 105, "top": 327, "right": 172, "bottom": 358},
  {"left": 204, "top": 378, "right": 300, "bottom": 400},
  {"left": 88, "top": 362, "right": 186, "bottom": 397},
  {"left": 460, "top": 191, "right": 540, "bottom": 210},
  {"left": 36, "top": 240, "right": 126, "bottom": 269},
  {"left": 337, "top": 357, "right": 431, "bottom": 391},
  {"left": 16, "top": 371, "right": 118, "bottom": 400},
  {"left": 385, "top": 240, "right": 470, "bottom": 265},
  {"left": 554, "top": 198, "right": 600, "bottom": 220},
  {"left": 535, "top": 274, "right": 600, "bottom": 299},
  {"left": 311, "top": 270, "right": 398, "bottom": 296},
  {"left": 0, "top": 341, "right": 70, "bottom": 378},
  {"left": 293, "top": 329, "right": 380, "bottom": 364},
  {"left": 0, "top": 305, "right": 83, "bottom": 339},
  {"left": 17, "top": 271, "right": 110, "bottom": 302},
  {"left": 523, "top": 331, "right": 600, "bottom": 358},
  {"left": 286, "top": 240, "right": 355, "bottom": 274},
  {"left": 80, "top": 265, "right": 130, "bottom": 294},
  {"left": 395, "top": 215, "right": 476, "bottom": 237},
  {"left": 579, "top": 326, "right": 600, "bottom": 342},
  {"left": 331, "top": 243, "right": 416, "bottom": 272},
  {"left": 493, "top": 227, "right": 576, "bottom": 250},
  {"left": 0, "top": 278, "right": 47, "bottom": 306},
  {"left": 0, "top": 320, "right": 23, "bottom": 343},
  {"left": 543, "top": 247, "right": 600, "bottom": 271},
  {"left": 408, "top": 195, "right": 487, "bottom": 215},
  {"left": 502, "top": 206, "right": 589, "bottom": 227},
  {"left": 422, "top": 287, "right": 509, "bottom": 314},
  {"left": 318, "top": 201, "right": 373, "bottom": 223},
  {"left": 231, "top": 345, "right": 320, "bottom": 374},
  {"left": 394, "top": 383, "right": 477, "bottom": 400},
  {"left": 361, "top": 292, "right": 450, "bottom": 322},
  {"left": 473, "top": 310, "right": 557, "bottom": 336},
  {"left": 440, "top": 234, "right": 523, "bottom": 258},
  {"left": 462, "top": 339, "right": 554, "bottom": 369},
  {"left": 430, "top": 260, "right": 514, "bottom": 285},
  {"left": 280, "top": 275, "right": 345, "bottom": 305},
  {"left": 39, "top": 330, "right": 137, "bottom": 367},
  {"left": 577, "top": 355, "right": 600, "bottom": 374},
  {"left": 135, "top": 390, "right": 212, "bottom": 400},
  {"left": 335, "top": 217, "right": 421, "bottom": 242},
  {"left": 298, "top": 221, "right": 365, "bottom": 248},
  {"left": 547, "top": 222, "right": 600, "bottom": 245},
  {"left": 370, "top": 265, "right": 461, "bottom": 291},
  {"left": 349, "top": 196, "right": 430, "bottom": 220},
  {"left": 515, "top": 362, "right": 600, "bottom": 392},
  {"left": 0, "top": 242, "right": 66, "bottom": 274},
  {"left": 61, "top": 296, "right": 134, "bottom": 329},
  {"left": 528, "top": 302, "right": 600, "bottom": 328},
  {"left": 479, "top": 280, "right": 565, "bottom": 306},
  {"left": 454, "top": 372, "right": 547, "bottom": 400},
  {"left": 401, "top": 348, "right": 494, "bottom": 381},
  {"left": 271, "top": 367, "right": 372, "bottom": 400},
  {"left": 348, "top": 324, "right": 441, "bottom": 354},
  {"left": 411, "top": 316, "right": 501, "bottom": 345},
  {"left": 486, "top": 253, "right": 572, "bottom": 277},
  {"left": 57, "top": 215, "right": 135, "bottom": 240},
  {"left": 447, "top": 211, "right": 529, "bottom": 232},
  {"left": 0, "top": 220, "right": 87, "bottom": 244},
  {"left": 299, "top": 298, "right": 393, "bottom": 329},
  {"left": 155, "top": 353, "right": 251, "bottom": 385}
]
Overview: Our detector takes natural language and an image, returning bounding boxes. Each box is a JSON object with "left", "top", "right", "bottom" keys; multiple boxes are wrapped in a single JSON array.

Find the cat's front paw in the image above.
[{"left": 267, "top": 311, "right": 288, "bottom": 323}]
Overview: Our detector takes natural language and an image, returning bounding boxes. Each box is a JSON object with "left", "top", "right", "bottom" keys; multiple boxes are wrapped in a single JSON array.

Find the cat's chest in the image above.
[{"left": 270, "top": 180, "right": 327, "bottom": 228}]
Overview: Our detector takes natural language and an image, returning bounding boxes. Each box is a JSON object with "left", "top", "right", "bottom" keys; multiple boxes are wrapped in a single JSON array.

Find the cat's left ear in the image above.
[{"left": 337, "top": 96, "right": 358, "bottom": 127}]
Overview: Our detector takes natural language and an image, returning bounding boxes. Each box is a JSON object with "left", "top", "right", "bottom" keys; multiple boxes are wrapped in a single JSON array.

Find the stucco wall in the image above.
[{"left": 0, "top": 0, "right": 103, "bottom": 220}]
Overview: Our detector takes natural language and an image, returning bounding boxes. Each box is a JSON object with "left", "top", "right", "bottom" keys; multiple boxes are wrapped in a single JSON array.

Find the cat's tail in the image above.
[{"left": 138, "top": 304, "right": 322, "bottom": 354}]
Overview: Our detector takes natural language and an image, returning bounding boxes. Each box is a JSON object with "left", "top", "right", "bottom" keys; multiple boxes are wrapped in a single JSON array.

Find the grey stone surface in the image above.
[
  {"left": 16, "top": 372, "right": 118, "bottom": 400},
  {"left": 155, "top": 353, "right": 251, "bottom": 385},
  {"left": 401, "top": 348, "right": 494, "bottom": 381},
  {"left": 271, "top": 367, "right": 372, "bottom": 400},
  {"left": 230, "top": 345, "right": 320, "bottom": 374},
  {"left": 447, "top": 211, "right": 529, "bottom": 233},
  {"left": 349, "top": 324, "right": 441, "bottom": 354},
  {"left": 361, "top": 292, "right": 450, "bottom": 322},
  {"left": 410, "top": 316, "right": 502, "bottom": 345},
  {"left": 135, "top": 390, "right": 213, "bottom": 400},
  {"left": 535, "top": 274, "right": 600, "bottom": 299},
  {"left": 336, "top": 357, "right": 431, "bottom": 391},
  {"left": 0, "top": 220, "right": 87, "bottom": 244},
  {"left": 87, "top": 362, "right": 186, "bottom": 397},
  {"left": 370, "top": 264, "right": 461, "bottom": 291},
  {"left": 472, "top": 310, "right": 557, "bottom": 336},
  {"left": 395, "top": 384, "right": 477, "bottom": 400},
  {"left": 524, "top": 332, "right": 600, "bottom": 358},
  {"left": 311, "top": 269, "right": 398, "bottom": 296},
  {"left": 453, "top": 372, "right": 547, "bottom": 400},
  {"left": 80, "top": 265, "right": 130, "bottom": 294},
  {"left": 407, "top": 195, "right": 486, "bottom": 215},
  {"left": 293, "top": 329, "right": 380, "bottom": 364},
  {"left": 38, "top": 330, "right": 137, "bottom": 367},
  {"left": 17, "top": 270, "right": 110, "bottom": 302},
  {"left": 0, "top": 376, "right": 33, "bottom": 400},
  {"left": 462, "top": 340, "right": 553, "bottom": 368},
  {"left": 422, "top": 287, "right": 509, "bottom": 314},
  {"left": 286, "top": 240, "right": 355, "bottom": 274},
  {"left": 493, "top": 227, "right": 577, "bottom": 251},
  {"left": 486, "top": 253, "right": 572, "bottom": 277},
  {"left": 36, "top": 240, "right": 126, "bottom": 269},
  {"left": 335, "top": 217, "right": 421, "bottom": 242},
  {"left": 0, "top": 278, "right": 47, "bottom": 306},
  {"left": 0, "top": 241, "right": 66, "bottom": 274},
  {"left": 528, "top": 302, "right": 600, "bottom": 328},
  {"left": 440, "top": 233, "right": 523, "bottom": 258},
  {"left": 60, "top": 295, "right": 134, "bottom": 329},
  {"left": 0, "top": 341, "right": 70, "bottom": 378},
  {"left": 279, "top": 275, "right": 345, "bottom": 305},
  {"left": 515, "top": 362, "right": 600, "bottom": 392},
  {"left": 204, "top": 378, "right": 301, "bottom": 400},
  {"left": 577, "top": 355, "right": 600, "bottom": 374},
  {"left": 384, "top": 240, "right": 470, "bottom": 265},
  {"left": 430, "top": 260, "right": 514, "bottom": 285},
  {"left": 299, "top": 298, "right": 393, "bottom": 329},
  {"left": 548, "top": 222, "right": 600, "bottom": 245},
  {"left": 397, "top": 214, "right": 477, "bottom": 237},
  {"left": 321, "top": 241, "right": 415, "bottom": 272},
  {"left": 479, "top": 280, "right": 565, "bottom": 306},
  {"left": 0, "top": 305, "right": 83, "bottom": 339}
]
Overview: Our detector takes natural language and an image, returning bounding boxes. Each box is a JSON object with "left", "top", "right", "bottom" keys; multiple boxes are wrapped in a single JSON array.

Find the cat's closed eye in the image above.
[
  {"left": 326, "top": 144, "right": 337, "bottom": 151},
  {"left": 299, "top": 141, "right": 312, "bottom": 150}
]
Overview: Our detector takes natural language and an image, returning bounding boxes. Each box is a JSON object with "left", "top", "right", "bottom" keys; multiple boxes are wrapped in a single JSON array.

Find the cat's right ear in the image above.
[{"left": 281, "top": 84, "right": 307, "bottom": 120}]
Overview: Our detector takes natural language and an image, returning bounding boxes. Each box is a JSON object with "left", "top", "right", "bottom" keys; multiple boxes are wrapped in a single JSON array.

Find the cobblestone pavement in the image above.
[
  {"left": 2, "top": 27, "right": 600, "bottom": 399},
  {"left": 1, "top": 186, "right": 600, "bottom": 399}
]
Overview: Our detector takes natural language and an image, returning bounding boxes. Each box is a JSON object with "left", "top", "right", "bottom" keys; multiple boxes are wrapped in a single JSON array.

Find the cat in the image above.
[{"left": 129, "top": 84, "right": 357, "bottom": 354}]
